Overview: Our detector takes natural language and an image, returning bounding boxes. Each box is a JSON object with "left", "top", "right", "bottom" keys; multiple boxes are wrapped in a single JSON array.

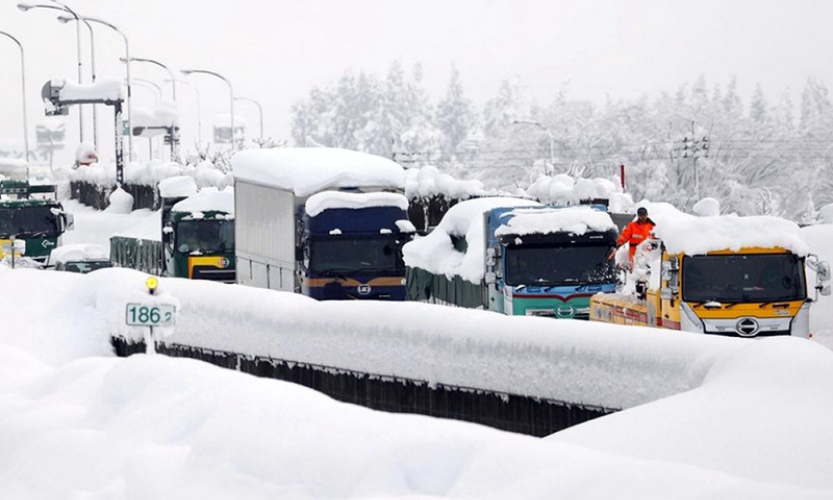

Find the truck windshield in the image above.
[
  {"left": 0, "top": 206, "right": 60, "bottom": 238},
  {"left": 176, "top": 220, "right": 235, "bottom": 254},
  {"left": 504, "top": 245, "right": 616, "bottom": 286},
  {"left": 682, "top": 253, "right": 806, "bottom": 303},
  {"left": 310, "top": 237, "right": 404, "bottom": 275}
]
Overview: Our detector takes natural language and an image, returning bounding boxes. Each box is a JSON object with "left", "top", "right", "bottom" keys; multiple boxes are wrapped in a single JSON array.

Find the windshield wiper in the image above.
[{"left": 758, "top": 300, "right": 792, "bottom": 309}]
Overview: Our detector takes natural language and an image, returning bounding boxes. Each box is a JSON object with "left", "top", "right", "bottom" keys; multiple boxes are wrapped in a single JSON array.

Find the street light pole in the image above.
[
  {"left": 512, "top": 119, "right": 555, "bottom": 176},
  {"left": 0, "top": 30, "right": 29, "bottom": 165},
  {"left": 181, "top": 68, "right": 234, "bottom": 150},
  {"left": 121, "top": 56, "right": 176, "bottom": 101},
  {"left": 59, "top": 14, "right": 133, "bottom": 161},
  {"left": 234, "top": 97, "right": 263, "bottom": 143}
]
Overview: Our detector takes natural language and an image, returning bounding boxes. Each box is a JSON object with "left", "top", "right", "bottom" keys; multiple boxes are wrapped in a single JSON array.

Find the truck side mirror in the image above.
[
  {"left": 484, "top": 272, "right": 496, "bottom": 285},
  {"left": 64, "top": 213, "right": 75, "bottom": 231},
  {"left": 817, "top": 262, "right": 831, "bottom": 283},
  {"left": 295, "top": 246, "right": 303, "bottom": 262},
  {"left": 162, "top": 225, "right": 173, "bottom": 243},
  {"left": 821, "top": 284, "right": 832, "bottom": 297}
]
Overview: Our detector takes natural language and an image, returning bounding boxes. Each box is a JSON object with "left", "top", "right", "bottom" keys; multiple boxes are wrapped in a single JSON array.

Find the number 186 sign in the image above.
[{"left": 126, "top": 303, "right": 177, "bottom": 327}]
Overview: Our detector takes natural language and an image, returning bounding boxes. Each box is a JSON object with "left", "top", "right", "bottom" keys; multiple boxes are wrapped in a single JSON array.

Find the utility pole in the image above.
[{"left": 678, "top": 121, "right": 709, "bottom": 201}]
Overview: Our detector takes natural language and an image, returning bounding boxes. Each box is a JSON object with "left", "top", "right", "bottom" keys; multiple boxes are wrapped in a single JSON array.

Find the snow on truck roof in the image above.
[
  {"left": 404, "top": 197, "right": 541, "bottom": 284},
  {"left": 231, "top": 148, "right": 405, "bottom": 197},
  {"left": 305, "top": 191, "right": 408, "bottom": 217},
  {"left": 404, "top": 165, "right": 489, "bottom": 200},
  {"left": 525, "top": 174, "right": 634, "bottom": 212},
  {"left": 172, "top": 187, "right": 234, "bottom": 215},
  {"left": 495, "top": 206, "right": 617, "bottom": 237},
  {"left": 641, "top": 202, "right": 809, "bottom": 256}
]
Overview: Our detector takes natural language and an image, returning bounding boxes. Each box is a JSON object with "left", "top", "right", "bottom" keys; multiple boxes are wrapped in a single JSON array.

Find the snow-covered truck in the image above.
[
  {"left": 232, "top": 148, "right": 415, "bottom": 300},
  {"left": 404, "top": 198, "right": 619, "bottom": 318},
  {"left": 110, "top": 176, "right": 235, "bottom": 281},
  {"left": 0, "top": 180, "right": 74, "bottom": 262},
  {"left": 590, "top": 205, "right": 832, "bottom": 338}
]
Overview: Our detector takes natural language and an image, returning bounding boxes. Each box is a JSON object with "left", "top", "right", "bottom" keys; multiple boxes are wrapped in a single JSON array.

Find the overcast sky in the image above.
[{"left": 1, "top": 0, "right": 832, "bottom": 161}]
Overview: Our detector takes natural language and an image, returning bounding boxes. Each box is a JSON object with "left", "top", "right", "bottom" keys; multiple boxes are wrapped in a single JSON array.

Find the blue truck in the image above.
[
  {"left": 232, "top": 148, "right": 414, "bottom": 300},
  {"left": 405, "top": 199, "right": 619, "bottom": 318}
]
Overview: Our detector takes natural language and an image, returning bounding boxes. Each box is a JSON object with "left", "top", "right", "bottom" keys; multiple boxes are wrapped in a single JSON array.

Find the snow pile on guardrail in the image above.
[
  {"left": 404, "top": 197, "right": 540, "bottom": 283},
  {"left": 69, "top": 159, "right": 231, "bottom": 188},
  {"left": 405, "top": 165, "right": 490, "bottom": 200},
  {"left": 525, "top": 174, "right": 634, "bottom": 212},
  {"left": 96, "top": 268, "right": 739, "bottom": 410}
]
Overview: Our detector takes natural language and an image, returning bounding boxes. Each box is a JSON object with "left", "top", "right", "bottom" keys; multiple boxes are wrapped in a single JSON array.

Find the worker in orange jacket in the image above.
[{"left": 617, "top": 207, "right": 655, "bottom": 262}]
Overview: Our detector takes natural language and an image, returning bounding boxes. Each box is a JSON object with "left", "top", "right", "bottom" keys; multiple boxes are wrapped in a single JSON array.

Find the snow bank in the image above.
[
  {"left": 819, "top": 203, "right": 833, "bottom": 225},
  {"left": 0, "top": 157, "right": 28, "bottom": 179},
  {"left": 69, "top": 160, "right": 228, "bottom": 189},
  {"left": 642, "top": 201, "right": 809, "bottom": 256},
  {"left": 159, "top": 175, "right": 198, "bottom": 198},
  {"left": 495, "top": 206, "right": 616, "bottom": 237},
  {"left": 305, "top": 191, "right": 408, "bottom": 217},
  {"left": 526, "top": 174, "right": 634, "bottom": 213},
  {"left": 404, "top": 197, "right": 541, "bottom": 283},
  {"left": 405, "top": 165, "right": 488, "bottom": 200},
  {"left": 56, "top": 77, "right": 123, "bottom": 102},
  {"left": 107, "top": 187, "right": 134, "bottom": 214},
  {"left": 48, "top": 243, "right": 108, "bottom": 264},
  {"left": 62, "top": 200, "right": 161, "bottom": 247},
  {"left": 172, "top": 187, "right": 234, "bottom": 215},
  {"left": 3, "top": 269, "right": 833, "bottom": 498},
  {"left": 232, "top": 148, "right": 405, "bottom": 197},
  {"left": 692, "top": 197, "right": 721, "bottom": 216}
]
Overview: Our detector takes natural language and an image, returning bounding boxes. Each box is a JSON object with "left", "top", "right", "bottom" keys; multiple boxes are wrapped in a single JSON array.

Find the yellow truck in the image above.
[{"left": 590, "top": 211, "right": 831, "bottom": 338}]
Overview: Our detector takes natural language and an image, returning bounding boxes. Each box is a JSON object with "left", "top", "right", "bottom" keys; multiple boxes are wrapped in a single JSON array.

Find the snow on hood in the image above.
[
  {"left": 158, "top": 175, "right": 198, "bottom": 198},
  {"left": 641, "top": 201, "right": 810, "bottom": 256},
  {"left": 48, "top": 244, "right": 108, "bottom": 264},
  {"left": 305, "top": 191, "right": 408, "bottom": 217},
  {"left": 55, "top": 78, "right": 123, "bottom": 102},
  {"left": 526, "top": 174, "right": 634, "bottom": 213},
  {"left": 404, "top": 197, "right": 541, "bottom": 283},
  {"left": 405, "top": 165, "right": 487, "bottom": 200},
  {"left": 495, "top": 206, "right": 617, "bottom": 237},
  {"left": 172, "top": 187, "right": 234, "bottom": 215},
  {"left": 232, "top": 148, "right": 405, "bottom": 196}
]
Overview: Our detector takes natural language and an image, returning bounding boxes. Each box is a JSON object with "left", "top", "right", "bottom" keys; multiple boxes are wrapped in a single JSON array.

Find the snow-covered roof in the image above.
[
  {"left": 172, "top": 187, "right": 234, "bottom": 215},
  {"left": 213, "top": 114, "right": 247, "bottom": 128},
  {"left": 642, "top": 202, "right": 810, "bottom": 256},
  {"left": 55, "top": 78, "right": 123, "bottom": 102},
  {"left": 404, "top": 197, "right": 541, "bottom": 283},
  {"left": 495, "top": 206, "right": 617, "bottom": 237},
  {"left": 158, "top": 175, "right": 198, "bottom": 198},
  {"left": 48, "top": 244, "right": 108, "bottom": 264},
  {"left": 404, "top": 165, "right": 488, "bottom": 200},
  {"left": 525, "top": 174, "right": 634, "bottom": 213},
  {"left": 305, "top": 191, "right": 408, "bottom": 217},
  {"left": 232, "top": 147, "right": 405, "bottom": 197}
]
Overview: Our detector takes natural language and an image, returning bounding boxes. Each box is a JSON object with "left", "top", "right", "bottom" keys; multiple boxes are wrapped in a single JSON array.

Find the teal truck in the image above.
[
  {"left": 0, "top": 180, "right": 74, "bottom": 263},
  {"left": 111, "top": 177, "right": 235, "bottom": 281}
]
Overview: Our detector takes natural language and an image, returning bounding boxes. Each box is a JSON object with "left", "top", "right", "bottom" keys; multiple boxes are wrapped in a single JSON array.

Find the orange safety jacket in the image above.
[{"left": 618, "top": 219, "right": 655, "bottom": 261}]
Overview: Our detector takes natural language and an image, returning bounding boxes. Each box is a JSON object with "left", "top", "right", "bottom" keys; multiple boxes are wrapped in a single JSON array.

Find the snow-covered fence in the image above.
[
  {"left": 105, "top": 270, "right": 743, "bottom": 435},
  {"left": 68, "top": 160, "right": 231, "bottom": 211}
]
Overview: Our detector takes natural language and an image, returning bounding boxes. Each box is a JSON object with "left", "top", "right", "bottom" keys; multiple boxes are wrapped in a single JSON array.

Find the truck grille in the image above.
[{"left": 192, "top": 266, "right": 236, "bottom": 283}]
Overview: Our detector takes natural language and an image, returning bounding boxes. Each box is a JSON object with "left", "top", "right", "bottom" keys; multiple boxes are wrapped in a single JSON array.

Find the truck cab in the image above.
[
  {"left": 590, "top": 210, "right": 831, "bottom": 338},
  {"left": 162, "top": 188, "right": 235, "bottom": 282},
  {"left": 0, "top": 180, "right": 73, "bottom": 263},
  {"left": 298, "top": 191, "right": 414, "bottom": 300},
  {"left": 484, "top": 205, "right": 619, "bottom": 318}
]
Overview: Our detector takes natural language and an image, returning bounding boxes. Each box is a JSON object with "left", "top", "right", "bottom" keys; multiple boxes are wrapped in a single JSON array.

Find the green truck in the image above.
[
  {"left": 0, "top": 180, "right": 74, "bottom": 263},
  {"left": 111, "top": 177, "right": 235, "bottom": 282}
]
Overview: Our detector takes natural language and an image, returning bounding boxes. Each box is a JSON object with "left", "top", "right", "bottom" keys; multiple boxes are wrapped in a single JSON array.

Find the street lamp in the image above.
[
  {"left": 0, "top": 30, "right": 29, "bottom": 165},
  {"left": 234, "top": 97, "right": 263, "bottom": 142},
  {"left": 121, "top": 56, "right": 175, "bottom": 101},
  {"left": 181, "top": 68, "right": 234, "bottom": 150},
  {"left": 513, "top": 119, "right": 555, "bottom": 176},
  {"left": 59, "top": 14, "right": 134, "bottom": 161},
  {"left": 19, "top": 1, "right": 96, "bottom": 146}
]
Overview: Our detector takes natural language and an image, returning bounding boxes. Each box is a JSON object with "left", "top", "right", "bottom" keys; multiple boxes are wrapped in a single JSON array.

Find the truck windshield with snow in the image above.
[
  {"left": 590, "top": 205, "right": 832, "bottom": 337},
  {"left": 232, "top": 148, "right": 414, "bottom": 300},
  {"left": 0, "top": 180, "right": 73, "bottom": 263},
  {"left": 404, "top": 198, "right": 619, "bottom": 318},
  {"left": 110, "top": 176, "right": 235, "bottom": 282}
]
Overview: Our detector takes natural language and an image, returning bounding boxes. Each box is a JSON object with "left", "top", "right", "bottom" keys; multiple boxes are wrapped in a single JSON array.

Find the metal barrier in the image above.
[
  {"left": 111, "top": 336, "right": 613, "bottom": 437},
  {"left": 70, "top": 181, "right": 160, "bottom": 210}
]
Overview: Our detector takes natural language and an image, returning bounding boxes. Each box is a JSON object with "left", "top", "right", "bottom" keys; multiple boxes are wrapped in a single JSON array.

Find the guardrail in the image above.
[{"left": 69, "top": 180, "right": 159, "bottom": 210}]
